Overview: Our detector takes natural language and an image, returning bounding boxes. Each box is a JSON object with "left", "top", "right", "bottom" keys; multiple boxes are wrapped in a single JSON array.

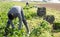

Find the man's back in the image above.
[{"left": 8, "top": 6, "right": 22, "bottom": 18}]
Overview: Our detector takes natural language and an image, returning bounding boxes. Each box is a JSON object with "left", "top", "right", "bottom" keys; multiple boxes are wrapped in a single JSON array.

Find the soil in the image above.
[{"left": 37, "top": 3, "right": 60, "bottom": 11}]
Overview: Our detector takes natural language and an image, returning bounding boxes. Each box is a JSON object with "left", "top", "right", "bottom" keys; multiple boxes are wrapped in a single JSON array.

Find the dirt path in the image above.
[{"left": 37, "top": 3, "right": 60, "bottom": 11}]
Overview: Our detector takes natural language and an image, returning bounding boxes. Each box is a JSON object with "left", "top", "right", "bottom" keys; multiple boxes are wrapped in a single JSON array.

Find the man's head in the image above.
[{"left": 8, "top": 13, "right": 14, "bottom": 20}]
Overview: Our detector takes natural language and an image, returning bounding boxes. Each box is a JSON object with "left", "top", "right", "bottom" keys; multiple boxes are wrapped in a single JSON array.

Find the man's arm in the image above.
[
  {"left": 10, "top": 20, "right": 15, "bottom": 29},
  {"left": 5, "top": 19, "right": 11, "bottom": 28},
  {"left": 21, "top": 10, "right": 29, "bottom": 34},
  {"left": 18, "top": 12, "right": 23, "bottom": 30},
  {"left": 4, "top": 19, "right": 11, "bottom": 36}
]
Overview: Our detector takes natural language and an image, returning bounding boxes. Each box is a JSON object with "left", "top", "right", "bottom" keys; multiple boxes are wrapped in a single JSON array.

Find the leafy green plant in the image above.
[
  {"left": 29, "top": 20, "right": 53, "bottom": 37},
  {"left": 0, "top": 2, "right": 60, "bottom": 37}
]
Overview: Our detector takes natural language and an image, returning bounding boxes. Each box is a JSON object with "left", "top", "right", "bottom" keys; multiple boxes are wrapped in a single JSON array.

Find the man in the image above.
[
  {"left": 4, "top": 6, "right": 30, "bottom": 36},
  {"left": 26, "top": 2, "right": 29, "bottom": 6}
]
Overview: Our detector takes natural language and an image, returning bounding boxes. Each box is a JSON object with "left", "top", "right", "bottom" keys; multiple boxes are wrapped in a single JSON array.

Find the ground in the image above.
[{"left": 37, "top": 3, "right": 60, "bottom": 11}]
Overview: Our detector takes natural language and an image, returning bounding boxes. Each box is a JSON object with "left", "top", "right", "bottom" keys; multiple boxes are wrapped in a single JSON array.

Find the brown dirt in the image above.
[{"left": 37, "top": 3, "right": 60, "bottom": 11}]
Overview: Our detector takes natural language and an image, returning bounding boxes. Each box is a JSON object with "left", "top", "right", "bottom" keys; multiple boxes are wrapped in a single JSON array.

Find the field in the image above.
[{"left": 0, "top": 2, "right": 60, "bottom": 37}]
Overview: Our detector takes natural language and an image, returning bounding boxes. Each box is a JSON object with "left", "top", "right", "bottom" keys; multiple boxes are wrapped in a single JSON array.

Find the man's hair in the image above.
[{"left": 8, "top": 13, "right": 14, "bottom": 20}]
